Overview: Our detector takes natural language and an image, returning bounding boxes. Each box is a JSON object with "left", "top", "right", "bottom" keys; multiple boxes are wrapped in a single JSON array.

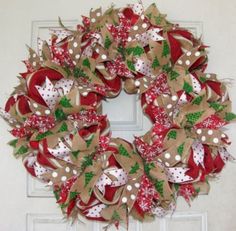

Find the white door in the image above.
[{"left": 0, "top": 0, "right": 236, "bottom": 230}]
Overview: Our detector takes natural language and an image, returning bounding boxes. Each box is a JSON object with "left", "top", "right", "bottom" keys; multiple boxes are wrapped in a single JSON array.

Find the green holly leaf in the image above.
[
  {"left": 86, "top": 135, "right": 94, "bottom": 148},
  {"left": 82, "top": 58, "right": 91, "bottom": 69},
  {"left": 177, "top": 143, "right": 184, "bottom": 156},
  {"left": 69, "top": 191, "right": 79, "bottom": 200},
  {"left": 36, "top": 130, "right": 53, "bottom": 141},
  {"left": 183, "top": 81, "right": 193, "bottom": 94},
  {"left": 192, "top": 96, "right": 203, "bottom": 105},
  {"left": 55, "top": 108, "right": 67, "bottom": 121},
  {"left": 146, "top": 13, "right": 152, "bottom": 20},
  {"left": 84, "top": 172, "right": 95, "bottom": 187},
  {"left": 186, "top": 111, "right": 204, "bottom": 125},
  {"left": 59, "top": 96, "right": 73, "bottom": 108},
  {"left": 104, "top": 35, "right": 112, "bottom": 49},
  {"left": 169, "top": 70, "right": 180, "bottom": 80},
  {"left": 126, "top": 46, "right": 144, "bottom": 57},
  {"left": 152, "top": 56, "right": 160, "bottom": 69},
  {"left": 112, "top": 210, "right": 120, "bottom": 220},
  {"left": 71, "top": 150, "right": 80, "bottom": 159},
  {"left": 57, "top": 122, "right": 68, "bottom": 133},
  {"left": 81, "top": 155, "right": 93, "bottom": 169},
  {"left": 224, "top": 112, "right": 236, "bottom": 122},
  {"left": 126, "top": 60, "right": 136, "bottom": 72},
  {"left": 73, "top": 67, "right": 88, "bottom": 79},
  {"left": 209, "top": 101, "right": 226, "bottom": 112},
  {"left": 162, "top": 40, "right": 170, "bottom": 57},
  {"left": 154, "top": 180, "right": 164, "bottom": 197},
  {"left": 162, "top": 63, "right": 171, "bottom": 73},
  {"left": 15, "top": 145, "right": 28, "bottom": 155},
  {"left": 167, "top": 130, "right": 177, "bottom": 140},
  {"left": 129, "top": 162, "right": 140, "bottom": 174},
  {"left": 9, "top": 139, "right": 18, "bottom": 148},
  {"left": 144, "top": 162, "right": 155, "bottom": 177},
  {"left": 199, "top": 76, "right": 207, "bottom": 83},
  {"left": 118, "top": 144, "right": 131, "bottom": 158},
  {"left": 155, "top": 15, "right": 163, "bottom": 25},
  {"left": 173, "top": 183, "right": 180, "bottom": 191},
  {"left": 53, "top": 189, "right": 60, "bottom": 201}
]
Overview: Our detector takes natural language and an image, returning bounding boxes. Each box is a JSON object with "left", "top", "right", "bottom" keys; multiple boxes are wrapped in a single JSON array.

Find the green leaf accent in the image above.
[
  {"left": 86, "top": 135, "right": 94, "bottom": 148},
  {"left": 126, "top": 60, "right": 136, "bottom": 72},
  {"left": 186, "top": 111, "right": 204, "bottom": 125},
  {"left": 84, "top": 172, "right": 95, "bottom": 187},
  {"left": 62, "top": 66, "right": 72, "bottom": 76},
  {"left": 55, "top": 108, "right": 67, "bottom": 121},
  {"left": 112, "top": 210, "right": 120, "bottom": 220},
  {"left": 59, "top": 96, "right": 73, "bottom": 108},
  {"left": 167, "top": 130, "right": 177, "bottom": 140},
  {"left": 169, "top": 70, "right": 180, "bottom": 80},
  {"left": 81, "top": 155, "right": 93, "bottom": 169},
  {"left": 57, "top": 122, "right": 68, "bottom": 133},
  {"left": 209, "top": 101, "right": 226, "bottom": 112},
  {"left": 152, "top": 56, "right": 160, "bottom": 69},
  {"left": 69, "top": 191, "right": 79, "bottom": 200},
  {"left": 53, "top": 189, "right": 60, "bottom": 201},
  {"left": 199, "top": 76, "right": 207, "bottom": 83},
  {"left": 118, "top": 144, "right": 131, "bottom": 158},
  {"left": 224, "top": 112, "right": 236, "bottom": 122},
  {"left": 183, "top": 81, "right": 193, "bottom": 94},
  {"left": 82, "top": 58, "right": 91, "bottom": 69},
  {"left": 117, "top": 46, "right": 126, "bottom": 60},
  {"left": 36, "top": 131, "right": 53, "bottom": 141},
  {"left": 144, "top": 162, "right": 155, "bottom": 177},
  {"left": 155, "top": 15, "right": 163, "bottom": 25},
  {"left": 73, "top": 67, "right": 88, "bottom": 79},
  {"left": 146, "top": 13, "right": 152, "bottom": 20},
  {"left": 129, "top": 162, "right": 140, "bottom": 174},
  {"left": 104, "top": 35, "right": 112, "bottom": 49},
  {"left": 195, "top": 187, "right": 201, "bottom": 194},
  {"left": 71, "top": 150, "right": 80, "bottom": 159},
  {"left": 162, "top": 63, "right": 171, "bottom": 73},
  {"left": 126, "top": 46, "right": 144, "bottom": 56},
  {"left": 15, "top": 145, "right": 28, "bottom": 155},
  {"left": 192, "top": 96, "right": 203, "bottom": 105},
  {"left": 173, "top": 183, "right": 180, "bottom": 192},
  {"left": 162, "top": 40, "right": 170, "bottom": 57},
  {"left": 154, "top": 180, "right": 164, "bottom": 197},
  {"left": 177, "top": 143, "right": 184, "bottom": 156},
  {"left": 9, "top": 139, "right": 18, "bottom": 148}
]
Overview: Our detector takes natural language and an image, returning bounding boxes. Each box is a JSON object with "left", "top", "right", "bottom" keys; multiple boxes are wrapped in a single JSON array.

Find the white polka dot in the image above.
[
  {"left": 165, "top": 153, "right": 171, "bottom": 159},
  {"left": 35, "top": 111, "right": 41, "bottom": 116},
  {"left": 95, "top": 48, "right": 100, "bottom": 53},
  {"left": 130, "top": 194, "right": 136, "bottom": 200},
  {"left": 133, "top": 25, "right": 139, "bottom": 31},
  {"left": 75, "top": 54, "right": 80, "bottom": 59},
  {"left": 32, "top": 61, "right": 36, "bottom": 67},
  {"left": 127, "top": 185, "right": 132, "bottom": 191},
  {"left": 167, "top": 104, "right": 172, "bottom": 109},
  {"left": 45, "top": 109, "right": 50, "bottom": 115},
  {"left": 186, "top": 51, "right": 191, "bottom": 56},
  {"left": 33, "top": 103, "right": 38, "bottom": 108},
  {"left": 91, "top": 18, "right": 96, "bottom": 23},
  {"left": 213, "top": 138, "right": 219, "bottom": 144},
  {"left": 61, "top": 176, "right": 67, "bottom": 182},
  {"left": 177, "top": 60, "right": 183, "bottom": 65},
  {"left": 221, "top": 134, "right": 226, "bottom": 138},
  {"left": 134, "top": 80, "right": 140, "bottom": 87},
  {"left": 127, "top": 37, "right": 132, "bottom": 42},
  {"left": 122, "top": 197, "right": 127, "bottom": 203},
  {"left": 82, "top": 91, "right": 88, "bottom": 97},
  {"left": 171, "top": 95, "right": 178, "bottom": 101},
  {"left": 169, "top": 112, "right": 173, "bottom": 117},
  {"left": 69, "top": 49, "right": 73, "bottom": 54},
  {"left": 134, "top": 183, "right": 140, "bottom": 188},
  {"left": 33, "top": 53, "right": 37, "bottom": 58},
  {"left": 208, "top": 130, "right": 213, "bottom": 135},
  {"left": 165, "top": 162, "right": 170, "bottom": 167},
  {"left": 196, "top": 129, "right": 202, "bottom": 135},
  {"left": 73, "top": 170, "right": 78, "bottom": 175},
  {"left": 52, "top": 172, "right": 58, "bottom": 178},
  {"left": 48, "top": 181, "right": 53, "bottom": 186},
  {"left": 142, "top": 23, "right": 147, "bottom": 28},
  {"left": 73, "top": 61, "right": 77, "bottom": 65},
  {"left": 96, "top": 12, "right": 101, "bottom": 17},
  {"left": 140, "top": 15, "right": 145, "bottom": 20},
  {"left": 73, "top": 42, "right": 78, "bottom": 48},
  {"left": 201, "top": 136, "right": 206, "bottom": 142},
  {"left": 206, "top": 74, "right": 211, "bottom": 78},
  {"left": 195, "top": 51, "right": 200, "bottom": 57},
  {"left": 65, "top": 167, "right": 70, "bottom": 173},
  {"left": 185, "top": 60, "right": 190, "bottom": 66},
  {"left": 157, "top": 158, "right": 162, "bottom": 163},
  {"left": 101, "top": 54, "right": 107, "bottom": 60},
  {"left": 175, "top": 155, "right": 181, "bottom": 161}
]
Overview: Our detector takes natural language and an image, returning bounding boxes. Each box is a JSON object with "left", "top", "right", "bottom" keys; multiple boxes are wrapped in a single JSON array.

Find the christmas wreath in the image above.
[{"left": 0, "top": 2, "right": 235, "bottom": 230}]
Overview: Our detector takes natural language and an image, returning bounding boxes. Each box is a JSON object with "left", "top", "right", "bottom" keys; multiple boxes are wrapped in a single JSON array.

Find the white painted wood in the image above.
[{"left": 0, "top": 1, "right": 236, "bottom": 231}]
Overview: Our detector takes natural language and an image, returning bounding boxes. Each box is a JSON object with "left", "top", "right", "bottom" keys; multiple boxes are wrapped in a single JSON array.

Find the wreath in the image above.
[{"left": 0, "top": 2, "right": 235, "bottom": 230}]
